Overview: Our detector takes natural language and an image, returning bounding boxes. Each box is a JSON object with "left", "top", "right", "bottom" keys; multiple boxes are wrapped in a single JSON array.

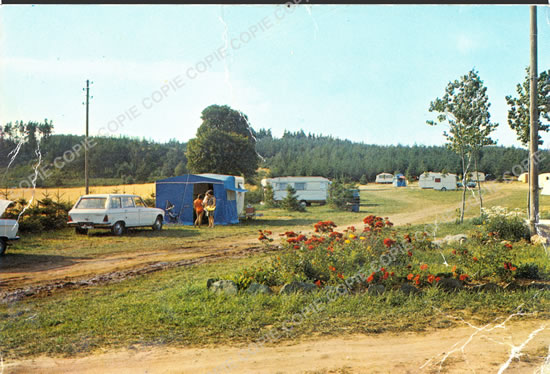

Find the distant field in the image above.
[{"left": 2, "top": 183, "right": 155, "bottom": 204}]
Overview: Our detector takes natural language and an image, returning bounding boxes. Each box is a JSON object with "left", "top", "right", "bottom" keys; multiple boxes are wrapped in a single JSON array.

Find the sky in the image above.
[{"left": 1, "top": 5, "right": 549, "bottom": 148}]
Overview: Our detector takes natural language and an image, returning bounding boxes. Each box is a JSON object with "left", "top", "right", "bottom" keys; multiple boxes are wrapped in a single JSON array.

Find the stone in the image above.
[
  {"left": 279, "top": 281, "right": 317, "bottom": 295},
  {"left": 433, "top": 234, "right": 468, "bottom": 247},
  {"left": 246, "top": 283, "right": 273, "bottom": 295},
  {"left": 400, "top": 283, "right": 421, "bottom": 295},
  {"left": 209, "top": 280, "right": 238, "bottom": 295},
  {"left": 367, "top": 284, "right": 385, "bottom": 295},
  {"left": 437, "top": 277, "right": 464, "bottom": 292}
]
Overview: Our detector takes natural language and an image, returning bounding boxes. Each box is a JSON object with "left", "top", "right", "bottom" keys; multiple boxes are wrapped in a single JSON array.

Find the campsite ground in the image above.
[{"left": 2, "top": 181, "right": 550, "bottom": 373}]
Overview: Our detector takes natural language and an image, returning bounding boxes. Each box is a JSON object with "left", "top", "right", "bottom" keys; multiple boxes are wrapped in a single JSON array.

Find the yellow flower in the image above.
[
  {"left": 359, "top": 236, "right": 366, "bottom": 240},
  {"left": 344, "top": 239, "right": 351, "bottom": 244},
  {"left": 349, "top": 234, "right": 356, "bottom": 239}
]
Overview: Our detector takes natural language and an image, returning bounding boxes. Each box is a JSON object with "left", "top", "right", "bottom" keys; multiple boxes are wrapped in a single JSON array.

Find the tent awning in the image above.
[{"left": 226, "top": 186, "right": 247, "bottom": 193}]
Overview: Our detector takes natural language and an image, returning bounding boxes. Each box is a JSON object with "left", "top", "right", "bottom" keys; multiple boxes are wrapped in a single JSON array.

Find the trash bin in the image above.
[{"left": 348, "top": 189, "right": 360, "bottom": 212}]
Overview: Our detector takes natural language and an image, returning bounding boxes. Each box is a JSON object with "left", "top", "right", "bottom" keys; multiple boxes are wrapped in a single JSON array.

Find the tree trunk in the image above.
[
  {"left": 474, "top": 157, "right": 483, "bottom": 215},
  {"left": 460, "top": 154, "right": 466, "bottom": 224}
]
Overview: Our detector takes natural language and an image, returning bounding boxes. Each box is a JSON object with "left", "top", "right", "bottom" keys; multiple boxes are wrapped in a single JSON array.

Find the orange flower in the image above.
[
  {"left": 337, "top": 273, "right": 344, "bottom": 279},
  {"left": 294, "top": 245, "right": 300, "bottom": 249},
  {"left": 407, "top": 273, "right": 414, "bottom": 280},
  {"left": 451, "top": 249, "right": 456, "bottom": 255},
  {"left": 383, "top": 238, "right": 396, "bottom": 248},
  {"left": 452, "top": 265, "right": 457, "bottom": 272},
  {"left": 315, "top": 280, "right": 322, "bottom": 287},
  {"left": 367, "top": 275, "right": 374, "bottom": 283},
  {"left": 510, "top": 266, "right": 517, "bottom": 271},
  {"left": 427, "top": 274, "right": 435, "bottom": 284},
  {"left": 473, "top": 257, "right": 478, "bottom": 262},
  {"left": 329, "top": 265, "right": 336, "bottom": 272},
  {"left": 459, "top": 274, "right": 468, "bottom": 281},
  {"left": 435, "top": 276, "right": 441, "bottom": 282},
  {"left": 505, "top": 243, "right": 513, "bottom": 249},
  {"left": 420, "top": 264, "right": 428, "bottom": 271}
]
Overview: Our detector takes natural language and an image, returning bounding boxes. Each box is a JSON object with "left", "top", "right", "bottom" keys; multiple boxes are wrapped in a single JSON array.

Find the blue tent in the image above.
[
  {"left": 155, "top": 174, "right": 247, "bottom": 226},
  {"left": 393, "top": 174, "right": 407, "bottom": 187}
]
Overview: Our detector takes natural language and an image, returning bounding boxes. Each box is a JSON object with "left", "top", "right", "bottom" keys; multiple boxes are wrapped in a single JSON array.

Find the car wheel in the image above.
[
  {"left": 0, "top": 239, "right": 6, "bottom": 256},
  {"left": 441, "top": 187, "right": 447, "bottom": 191},
  {"left": 299, "top": 200, "right": 307, "bottom": 207},
  {"left": 152, "top": 216, "right": 163, "bottom": 231},
  {"left": 111, "top": 221, "right": 125, "bottom": 236},
  {"left": 75, "top": 227, "right": 88, "bottom": 235}
]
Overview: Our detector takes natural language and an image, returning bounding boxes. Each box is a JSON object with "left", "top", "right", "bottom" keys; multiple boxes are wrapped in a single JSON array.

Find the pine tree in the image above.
[{"left": 281, "top": 185, "right": 305, "bottom": 212}]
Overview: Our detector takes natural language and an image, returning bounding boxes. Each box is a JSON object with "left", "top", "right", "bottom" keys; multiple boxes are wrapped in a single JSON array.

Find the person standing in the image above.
[
  {"left": 193, "top": 194, "right": 205, "bottom": 227},
  {"left": 203, "top": 190, "right": 216, "bottom": 228}
]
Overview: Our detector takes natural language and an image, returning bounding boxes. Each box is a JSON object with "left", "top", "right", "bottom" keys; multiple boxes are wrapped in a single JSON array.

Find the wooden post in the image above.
[{"left": 529, "top": 6, "right": 539, "bottom": 235}]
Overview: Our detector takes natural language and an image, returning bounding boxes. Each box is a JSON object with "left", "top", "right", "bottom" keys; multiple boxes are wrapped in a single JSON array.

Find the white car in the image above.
[
  {"left": 68, "top": 194, "right": 165, "bottom": 236},
  {"left": 0, "top": 199, "right": 20, "bottom": 255}
]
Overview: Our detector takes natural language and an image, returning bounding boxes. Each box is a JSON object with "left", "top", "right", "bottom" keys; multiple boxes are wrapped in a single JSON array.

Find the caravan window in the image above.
[
  {"left": 278, "top": 183, "right": 287, "bottom": 190},
  {"left": 294, "top": 182, "right": 306, "bottom": 190},
  {"left": 435, "top": 178, "right": 441, "bottom": 183},
  {"left": 227, "top": 190, "right": 236, "bottom": 201}
]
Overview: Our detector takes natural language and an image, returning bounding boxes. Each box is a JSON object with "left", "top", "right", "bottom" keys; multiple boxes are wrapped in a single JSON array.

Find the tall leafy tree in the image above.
[
  {"left": 505, "top": 67, "right": 550, "bottom": 146},
  {"left": 186, "top": 105, "right": 259, "bottom": 178},
  {"left": 427, "top": 69, "right": 496, "bottom": 223}
]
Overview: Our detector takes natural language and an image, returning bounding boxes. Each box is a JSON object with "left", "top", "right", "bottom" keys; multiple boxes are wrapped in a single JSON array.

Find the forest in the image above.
[{"left": 0, "top": 125, "right": 546, "bottom": 187}]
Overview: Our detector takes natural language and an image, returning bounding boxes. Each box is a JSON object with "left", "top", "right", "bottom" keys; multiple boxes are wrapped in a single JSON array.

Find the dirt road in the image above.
[{"left": 5, "top": 319, "right": 549, "bottom": 373}]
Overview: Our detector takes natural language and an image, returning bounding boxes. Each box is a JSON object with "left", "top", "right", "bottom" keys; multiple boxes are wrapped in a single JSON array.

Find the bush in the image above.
[
  {"left": 481, "top": 206, "right": 529, "bottom": 242},
  {"left": 2, "top": 196, "right": 72, "bottom": 233},
  {"left": 263, "top": 183, "right": 277, "bottom": 208},
  {"left": 281, "top": 185, "right": 305, "bottom": 212},
  {"left": 515, "top": 263, "right": 541, "bottom": 280},
  {"left": 244, "top": 187, "right": 263, "bottom": 205},
  {"left": 327, "top": 179, "right": 355, "bottom": 211}
]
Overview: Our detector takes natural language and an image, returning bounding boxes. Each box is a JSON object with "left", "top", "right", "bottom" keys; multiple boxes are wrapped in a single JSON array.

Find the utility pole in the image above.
[
  {"left": 529, "top": 6, "right": 539, "bottom": 236},
  {"left": 85, "top": 79, "right": 90, "bottom": 195}
]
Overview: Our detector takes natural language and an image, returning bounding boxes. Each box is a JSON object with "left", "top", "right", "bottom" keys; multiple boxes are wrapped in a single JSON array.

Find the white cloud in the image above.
[{"left": 456, "top": 34, "right": 477, "bottom": 54}]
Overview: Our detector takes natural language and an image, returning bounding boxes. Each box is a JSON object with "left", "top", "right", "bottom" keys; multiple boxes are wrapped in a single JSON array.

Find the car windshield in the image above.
[{"left": 75, "top": 197, "right": 107, "bottom": 209}]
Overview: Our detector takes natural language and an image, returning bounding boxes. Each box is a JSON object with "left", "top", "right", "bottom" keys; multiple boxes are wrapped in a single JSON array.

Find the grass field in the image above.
[{"left": 2, "top": 181, "right": 550, "bottom": 359}]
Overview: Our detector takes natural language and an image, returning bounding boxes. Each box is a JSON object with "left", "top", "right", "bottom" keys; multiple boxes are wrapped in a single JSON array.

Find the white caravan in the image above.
[
  {"left": 375, "top": 173, "right": 394, "bottom": 184},
  {"left": 418, "top": 172, "right": 457, "bottom": 191},
  {"left": 261, "top": 176, "right": 331, "bottom": 205}
]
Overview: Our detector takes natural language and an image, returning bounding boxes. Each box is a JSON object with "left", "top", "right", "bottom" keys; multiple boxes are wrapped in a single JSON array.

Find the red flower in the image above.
[
  {"left": 435, "top": 277, "right": 441, "bottom": 282},
  {"left": 337, "top": 273, "right": 344, "bottom": 279},
  {"left": 315, "top": 280, "right": 322, "bottom": 287},
  {"left": 404, "top": 234, "right": 412, "bottom": 243},
  {"left": 329, "top": 265, "right": 336, "bottom": 272},
  {"left": 473, "top": 257, "right": 478, "bottom": 262},
  {"left": 504, "top": 243, "right": 513, "bottom": 249},
  {"left": 510, "top": 266, "right": 517, "bottom": 271},
  {"left": 459, "top": 274, "right": 468, "bottom": 281},
  {"left": 504, "top": 262, "right": 509, "bottom": 270},
  {"left": 383, "top": 238, "right": 396, "bottom": 248},
  {"left": 293, "top": 245, "right": 300, "bottom": 249},
  {"left": 407, "top": 251, "right": 413, "bottom": 257},
  {"left": 380, "top": 267, "right": 386, "bottom": 272},
  {"left": 327, "top": 246, "right": 334, "bottom": 252},
  {"left": 367, "top": 275, "right": 374, "bottom": 283},
  {"left": 407, "top": 273, "right": 414, "bottom": 280},
  {"left": 390, "top": 272, "right": 395, "bottom": 276},
  {"left": 427, "top": 274, "right": 435, "bottom": 284},
  {"left": 382, "top": 272, "right": 389, "bottom": 280},
  {"left": 420, "top": 264, "right": 428, "bottom": 271},
  {"left": 308, "top": 245, "right": 314, "bottom": 250},
  {"left": 451, "top": 249, "right": 457, "bottom": 255}
]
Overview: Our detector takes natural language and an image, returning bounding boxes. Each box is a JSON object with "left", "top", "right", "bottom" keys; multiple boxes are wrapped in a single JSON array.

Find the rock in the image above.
[
  {"left": 530, "top": 235, "right": 548, "bottom": 245},
  {"left": 472, "top": 282, "right": 501, "bottom": 292},
  {"left": 437, "top": 277, "right": 464, "bottom": 292},
  {"left": 400, "top": 283, "right": 421, "bottom": 295},
  {"left": 367, "top": 284, "right": 385, "bottom": 295},
  {"left": 209, "top": 280, "right": 238, "bottom": 295},
  {"left": 206, "top": 278, "right": 218, "bottom": 290},
  {"left": 433, "top": 234, "right": 468, "bottom": 247},
  {"left": 279, "top": 281, "right": 317, "bottom": 295},
  {"left": 246, "top": 283, "right": 273, "bottom": 295}
]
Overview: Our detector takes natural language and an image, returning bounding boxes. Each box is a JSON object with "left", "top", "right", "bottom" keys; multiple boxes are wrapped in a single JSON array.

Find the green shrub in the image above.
[
  {"left": 244, "top": 187, "right": 263, "bottom": 205},
  {"left": 516, "top": 263, "right": 541, "bottom": 280},
  {"left": 263, "top": 183, "right": 277, "bottom": 208},
  {"left": 481, "top": 206, "right": 529, "bottom": 242},
  {"left": 327, "top": 179, "right": 356, "bottom": 211},
  {"left": 281, "top": 185, "right": 305, "bottom": 212}
]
